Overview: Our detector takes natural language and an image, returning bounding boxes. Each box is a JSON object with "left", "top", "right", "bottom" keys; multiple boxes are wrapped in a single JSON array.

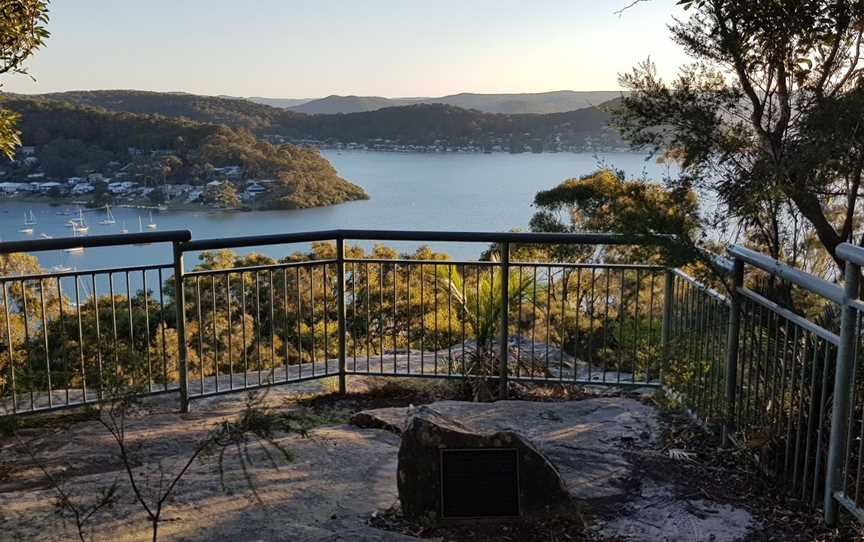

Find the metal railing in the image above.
[
  {"left": 5, "top": 227, "right": 864, "bottom": 525},
  {"left": 176, "top": 230, "right": 672, "bottom": 406}
]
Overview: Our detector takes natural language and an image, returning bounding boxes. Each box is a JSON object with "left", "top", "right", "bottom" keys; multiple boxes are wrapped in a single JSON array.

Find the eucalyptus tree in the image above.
[
  {"left": 614, "top": 0, "right": 864, "bottom": 272},
  {"left": 0, "top": 0, "right": 49, "bottom": 158}
]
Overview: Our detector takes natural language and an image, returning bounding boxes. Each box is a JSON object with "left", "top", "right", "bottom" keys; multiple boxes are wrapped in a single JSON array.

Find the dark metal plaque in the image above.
[{"left": 440, "top": 448, "right": 519, "bottom": 518}]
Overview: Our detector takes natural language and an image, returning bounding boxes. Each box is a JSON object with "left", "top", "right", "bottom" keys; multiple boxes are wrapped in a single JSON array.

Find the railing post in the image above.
[
  {"left": 721, "top": 258, "right": 744, "bottom": 448},
  {"left": 825, "top": 259, "right": 860, "bottom": 525},
  {"left": 498, "top": 241, "right": 510, "bottom": 400},
  {"left": 661, "top": 269, "right": 675, "bottom": 372},
  {"left": 336, "top": 236, "right": 347, "bottom": 395},
  {"left": 172, "top": 241, "right": 190, "bottom": 413}
]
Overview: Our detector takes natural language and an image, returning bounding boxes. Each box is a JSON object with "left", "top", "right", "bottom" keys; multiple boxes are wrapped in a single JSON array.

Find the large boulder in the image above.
[{"left": 397, "top": 405, "right": 569, "bottom": 522}]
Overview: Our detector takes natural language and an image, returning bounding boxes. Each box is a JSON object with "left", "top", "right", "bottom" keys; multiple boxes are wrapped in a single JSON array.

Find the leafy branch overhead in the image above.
[{"left": 0, "top": 0, "right": 49, "bottom": 159}]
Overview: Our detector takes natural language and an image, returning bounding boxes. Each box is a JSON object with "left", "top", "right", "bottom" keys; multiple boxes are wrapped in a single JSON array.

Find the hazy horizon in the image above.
[{"left": 2, "top": 0, "right": 689, "bottom": 98}]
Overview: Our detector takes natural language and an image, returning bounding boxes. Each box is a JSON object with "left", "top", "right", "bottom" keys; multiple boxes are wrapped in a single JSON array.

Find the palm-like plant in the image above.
[{"left": 428, "top": 254, "right": 539, "bottom": 399}]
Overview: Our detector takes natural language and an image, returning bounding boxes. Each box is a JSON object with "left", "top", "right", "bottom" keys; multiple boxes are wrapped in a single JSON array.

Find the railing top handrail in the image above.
[
  {"left": 728, "top": 244, "right": 845, "bottom": 304},
  {"left": 837, "top": 242, "right": 864, "bottom": 267},
  {"left": 0, "top": 230, "right": 191, "bottom": 255},
  {"left": 180, "top": 229, "right": 677, "bottom": 253}
]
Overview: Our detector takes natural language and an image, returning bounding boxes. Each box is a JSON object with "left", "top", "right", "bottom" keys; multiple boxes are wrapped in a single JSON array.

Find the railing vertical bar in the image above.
[
  {"left": 559, "top": 268, "right": 566, "bottom": 383},
  {"left": 418, "top": 262, "right": 424, "bottom": 373},
  {"left": 461, "top": 263, "right": 467, "bottom": 375},
  {"left": 516, "top": 266, "right": 523, "bottom": 377},
  {"left": 56, "top": 277, "right": 68, "bottom": 405},
  {"left": 447, "top": 263, "right": 453, "bottom": 376},
  {"left": 269, "top": 269, "right": 276, "bottom": 382},
  {"left": 792, "top": 331, "right": 810, "bottom": 491},
  {"left": 813, "top": 341, "right": 832, "bottom": 507},
  {"left": 157, "top": 268, "right": 168, "bottom": 391},
  {"left": 587, "top": 268, "right": 596, "bottom": 382},
  {"left": 531, "top": 266, "right": 538, "bottom": 378},
  {"left": 295, "top": 267, "right": 302, "bottom": 376},
  {"left": 323, "top": 264, "right": 330, "bottom": 376},
  {"left": 722, "top": 258, "right": 744, "bottom": 447},
  {"left": 254, "top": 271, "right": 263, "bottom": 384},
  {"left": 74, "top": 278, "right": 85, "bottom": 404},
  {"left": 108, "top": 273, "right": 120, "bottom": 386},
  {"left": 574, "top": 267, "right": 582, "bottom": 383},
  {"left": 39, "top": 279, "right": 52, "bottom": 408},
  {"left": 364, "top": 262, "right": 370, "bottom": 372},
  {"left": 142, "top": 271, "right": 152, "bottom": 393},
  {"left": 3, "top": 282, "right": 16, "bottom": 413},
  {"left": 433, "top": 264, "right": 439, "bottom": 376},
  {"left": 633, "top": 269, "right": 640, "bottom": 383},
  {"left": 379, "top": 264, "right": 384, "bottom": 373},
  {"left": 352, "top": 262, "right": 358, "bottom": 369},
  {"left": 406, "top": 263, "right": 412, "bottom": 374},
  {"left": 125, "top": 271, "right": 134, "bottom": 389},
  {"left": 195, "top": 276, "right": 204, "bottom": 394},
  {"left": 281, "top": 269, "right": 289, "bottom": 384},
  {"left": 213, "top": 275, "right": 220, "bottom": 391},
  {"left": 91, "top": 274, "right": 103, "bottom": 400},
  {"left": 802, "top": 337, "right": 821, "bottom": 500},
  {"left": 499, "top": 241, "right": 510, "bottom": 399},
  {"left": 227, "top": 273, "right": 234, "bottom": 388},
  {"left": 545, "top": 266, "right": 552, "bottom": 378},
  {"left": 825, "top": 259, "right": 861, "bottom": 523},
  {"left": 617, "top": 268, "right": 625, "bottom": 384},
  {"left": 20, "top": 280, "right": 33, "bottom": 410},
  {"left": 393, "top": 263, "right": 398, "bottom": 373},
  {"left": 336, "top": 238, "right": 347, "bottom": 393},
  {"left": 784, "top": 323, "right": 801, "bottom": 479},
  {"left": 240, "top": 271, "right": 248, "bottom": 387}
]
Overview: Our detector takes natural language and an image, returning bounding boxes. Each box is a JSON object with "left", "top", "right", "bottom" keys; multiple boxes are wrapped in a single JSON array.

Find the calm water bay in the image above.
[{"left": 0, "top": 151, "right": 674, "bottom": 272}]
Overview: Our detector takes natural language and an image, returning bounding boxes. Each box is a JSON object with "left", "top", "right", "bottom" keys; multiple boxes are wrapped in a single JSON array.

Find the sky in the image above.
[{"left": 3, "top": 0, "right": 690, "bottom": 98}]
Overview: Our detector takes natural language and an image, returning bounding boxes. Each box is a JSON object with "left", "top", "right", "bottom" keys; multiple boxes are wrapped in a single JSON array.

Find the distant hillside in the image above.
[
  {"left": 287, "top": 95, "right": 416, "bottom": 114},
  {"left": 18, "top": 90, "right": 295, "bottom": 132},
  {"left": 0, "top": 97, "right": 367, "bottom": 209},
  {"left": 7, "top": 90, "right": 626, "bottom": 152},
  {"left": 235, "top": 96, "right": 311, "bottom": 109},
  {"left": 281, "top": 90, "right": 624, "bottom": 114},
  {"left": 270, "top": 103, "right": 622, "bottom": 151}
]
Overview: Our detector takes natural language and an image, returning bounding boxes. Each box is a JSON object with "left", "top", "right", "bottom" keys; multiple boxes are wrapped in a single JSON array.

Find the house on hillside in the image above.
[{"left": 71, "top": 183, "right": 95, "bottom": 195}]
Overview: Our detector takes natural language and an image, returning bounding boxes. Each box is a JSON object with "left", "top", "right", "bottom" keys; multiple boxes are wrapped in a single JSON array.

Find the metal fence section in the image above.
[
  {"left": 0, "top": 231, "right": 190, "bottom": 414},
  {"left": 181, "top": 258, "right": 340, "bottom": 401},
  {"left": 663, "top": 269, "right": 730, "bottom": 426},
  {"left": 174, "top": 230, "right": 673, "bottom": 405}
]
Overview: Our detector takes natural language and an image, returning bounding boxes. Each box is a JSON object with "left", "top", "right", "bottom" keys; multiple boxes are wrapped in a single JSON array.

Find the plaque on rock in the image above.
[
  {"left": 397, "top": 405, "right": 569, "bottom": 522},
  {"left": 440, "top": 448, "right": 520, "bottom": 518}
]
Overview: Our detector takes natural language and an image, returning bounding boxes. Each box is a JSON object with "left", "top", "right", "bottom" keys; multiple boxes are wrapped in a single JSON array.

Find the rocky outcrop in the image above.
[{"left": 396, "top": 405, "right": 569, "bottom": 521}]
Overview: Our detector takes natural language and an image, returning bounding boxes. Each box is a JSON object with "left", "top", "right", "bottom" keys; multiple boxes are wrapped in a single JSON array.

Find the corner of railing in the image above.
[
  {"left": 172, "top": 239, "right": 190, "bottom": 413},
  {"left": 721, "top": 256, "right": 744, "bottom": 449},
  {"left": 825, "top": 247, "right": 862, "bottom": 525}
]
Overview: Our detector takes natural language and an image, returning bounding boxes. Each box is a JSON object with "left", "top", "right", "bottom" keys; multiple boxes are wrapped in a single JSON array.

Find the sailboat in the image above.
[
  {"left": 75, "top": 208, "right": 89, "bottom": 233},
  {"left": 64, "top": 224, "right": 85, "bottom": 253},
  {"left": 18, "top": 210, "right": 35, "bottom": 233},
  {"left": 99, "top": 205, "right": 116, "bottom": 225},
  {"left": 146, "top": 211, "right": 157, "bottom": 229}
]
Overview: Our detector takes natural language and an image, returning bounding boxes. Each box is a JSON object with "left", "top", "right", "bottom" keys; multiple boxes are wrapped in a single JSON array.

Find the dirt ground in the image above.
[{"left": 0, "top": 379, "right": 861, "bottom": 541}]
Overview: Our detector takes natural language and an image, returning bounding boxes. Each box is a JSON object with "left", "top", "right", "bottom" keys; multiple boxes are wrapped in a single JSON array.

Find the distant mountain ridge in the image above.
[
  {"left": 275, "top": 90, "right": 625, "bottom": 115},
  {"left": 4, "top": 89, "right": 626, "bottom": 152}
]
